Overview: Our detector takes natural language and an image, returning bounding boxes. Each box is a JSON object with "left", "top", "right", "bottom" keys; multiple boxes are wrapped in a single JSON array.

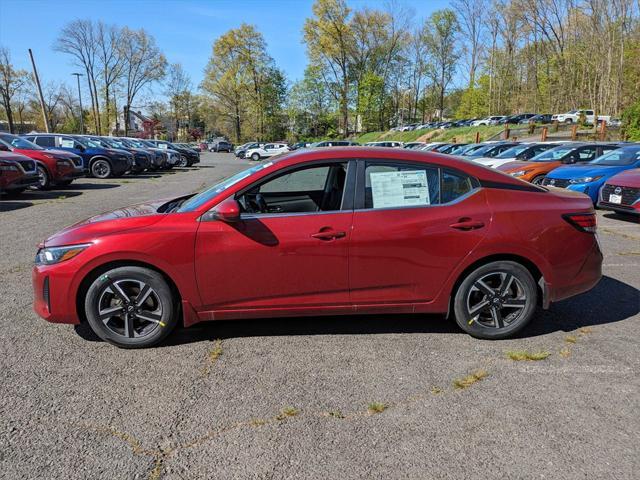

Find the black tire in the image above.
[
  {"left": 178, "top": 155, "right": 189, "bottom": 167},
  {"left": 36, "top": 165, "right": 51, "bottom": 190},
  {"left": 453, "top": 261, "right": 537, "bottom": 340},
  {"left": 84, "top": 266, "right": 177, "bottom": 348},
  {"left": 531, "top": 175, "right": 545, "bottom": 186},
  {"left": 91, "top": 159, "right": 112, "bottom": 179},
  {"left": 251, "top": 153, "right": 260, "bottom": 161},
  {"left": 564, "top": 118, "right": 573, "bottom": 124}
]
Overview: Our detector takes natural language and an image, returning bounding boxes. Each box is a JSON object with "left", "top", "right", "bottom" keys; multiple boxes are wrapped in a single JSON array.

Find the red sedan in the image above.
[
  {"left": 597, "top": 168, "right": 640, "bottom": 216},
  {"left": 0, "top": 133, "right": 84, "bottom": 189},
  {"left": 32, "top": 148, "right": 602, "bottom": 348}
]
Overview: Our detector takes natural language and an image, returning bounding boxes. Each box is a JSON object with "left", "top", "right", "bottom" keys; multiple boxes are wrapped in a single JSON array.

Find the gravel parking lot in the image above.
[{"left": 1, "top": 152, "right": 639, "bottom": 479}]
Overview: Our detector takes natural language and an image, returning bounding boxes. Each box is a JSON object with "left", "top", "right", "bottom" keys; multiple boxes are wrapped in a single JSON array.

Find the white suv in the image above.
[
  {"left": 245, "top": 143, "right": 289, "bottom": 161},
  {"left": 472, "top": 116, "right": 506, "bottom": 126}
]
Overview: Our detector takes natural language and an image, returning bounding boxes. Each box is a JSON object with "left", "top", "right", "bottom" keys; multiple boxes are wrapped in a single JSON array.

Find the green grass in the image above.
[
  {"left": 453, "top": 369, "right": 489, "bottom": 389},
  {"left": 353, "top": 125, "right": 504, "bottom": 144},
  {"left": 367, "top": 402, "right": 388, "bottom": 414},
  {"left": 276, "top": 407, "right": 299, "bottom": 420},
  {"left": 506, "top": 350, "right": 551, "bottom": 361}
]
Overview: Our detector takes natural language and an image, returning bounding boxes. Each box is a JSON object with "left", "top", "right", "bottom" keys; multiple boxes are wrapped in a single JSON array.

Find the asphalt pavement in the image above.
[{"left": 1, "top": 152, "right": 638, "bottom": 479}]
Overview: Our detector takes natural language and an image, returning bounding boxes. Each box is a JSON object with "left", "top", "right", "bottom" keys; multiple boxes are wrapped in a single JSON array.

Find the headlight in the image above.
[
  {"left": 56, "top": 159, "right": 71, "bottom": 167},
  {"left": 510, "top": 170, "right": 531, "bottom": 177},
  {"left": 569, "top": 176, "right": 602, "bottom": 184},
  {"left": 0, "top": 165, "right": 18, "bottom": 171},
  {"left": 35, "top": 243, "right": 91, "bottom": 266}
]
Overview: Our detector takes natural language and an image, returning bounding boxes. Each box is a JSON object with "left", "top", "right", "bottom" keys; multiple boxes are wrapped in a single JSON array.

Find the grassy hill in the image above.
[{"left": 353, "top": 125, "right": 505, "bottom": 144}]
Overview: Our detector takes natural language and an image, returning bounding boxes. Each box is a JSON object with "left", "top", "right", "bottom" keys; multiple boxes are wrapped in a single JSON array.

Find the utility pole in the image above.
[
  {"left": 28, "top": 49, "right": 50, "bottom": 133},
  {"left": 71, "top": 73, "right": 84, "bottom": 134}
]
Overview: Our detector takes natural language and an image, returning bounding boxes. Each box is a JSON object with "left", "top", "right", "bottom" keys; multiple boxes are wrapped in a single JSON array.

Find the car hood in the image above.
[
  {"left": 496, "top": 160, "right": 530, "bottom": 172},
  {"left": 0, "top": 150, "right": 33, "bottom": 162},
  {"left": 43, "top": 199, "right": 170, "bottom": 247},
  {"left": 605, "top": 168, "right": 640, "bottom": 187},
  {"left": 474, "top": 156, "right": 514, "bottom": 165},
  {"left": 548, "top": 164, "right": 623, "bottom": 179}
]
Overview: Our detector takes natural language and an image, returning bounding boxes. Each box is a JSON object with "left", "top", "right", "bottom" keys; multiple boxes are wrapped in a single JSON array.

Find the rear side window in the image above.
[
  {"left": 34, "top": 136, "right": 55, "bottom": 148},
  {"left": 363, "top": 162, "right": 477, "bottom": 209}
]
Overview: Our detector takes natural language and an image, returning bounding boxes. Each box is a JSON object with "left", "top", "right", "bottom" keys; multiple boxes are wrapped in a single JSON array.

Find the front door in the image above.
[
  {"left": 349, "top": 160, "right": 491, "bottom": 306},
  {"left": 195, "top": 161, "right": 354, "bottom": 313}
]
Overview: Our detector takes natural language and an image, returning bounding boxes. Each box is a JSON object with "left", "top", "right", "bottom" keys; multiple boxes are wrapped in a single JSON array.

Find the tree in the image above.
[
  {"left": 424, "top": 10, "right": 459, "bottom": 120},
  {"left": 304, "top": 0, "right": 353, "bottom": 135},
  {"left": 54, "top": 20, "right": 102, "bottom": 133},
  {"left": 120, "top": 28, "right": 167, "bottom": 135},
  {"left": 0, "top": 47, "right": 29, "bottom": 133},
  {"left": 96, "top": 22, "right": 125, "bottom": 134},
  {"left": 165, "top": 63, "right": 192, "bottom": 139}
]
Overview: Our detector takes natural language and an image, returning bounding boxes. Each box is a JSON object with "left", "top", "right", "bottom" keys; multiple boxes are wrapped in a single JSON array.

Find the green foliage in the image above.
[{"left": 622, "top": 99, "right": 640, "bottom": 141}]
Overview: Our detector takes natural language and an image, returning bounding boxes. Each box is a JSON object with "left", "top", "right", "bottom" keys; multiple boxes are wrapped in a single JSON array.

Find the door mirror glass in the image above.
[{"left": 212, "top": 198, "right": 240, "bottom": 222}]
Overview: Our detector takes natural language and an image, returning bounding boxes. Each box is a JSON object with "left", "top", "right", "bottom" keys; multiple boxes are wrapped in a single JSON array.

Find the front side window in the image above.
[
  {"left": 238, "top": 163, "right": 347, "bottom": 215},
  {"left": 35, "top": 136, "right": 55, "bottom": 148},
  {"left": 577, "top": 147, "right": 596, "bottom": 161}
]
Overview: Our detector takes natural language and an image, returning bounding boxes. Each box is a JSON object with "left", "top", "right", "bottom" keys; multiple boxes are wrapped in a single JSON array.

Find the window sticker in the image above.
[
  {"left": 370, "top": 170, "right": 430, "bottom": 208},
  {"left": 60, "top": 139, "right": 75, "bottom": 148}
]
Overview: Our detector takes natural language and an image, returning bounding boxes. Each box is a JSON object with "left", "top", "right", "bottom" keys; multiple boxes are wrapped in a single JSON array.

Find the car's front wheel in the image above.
[
  {"left": 453, "top": 261, "right": 537, "bottom": 339},
  {"left": 178, "top": 155, "right": 188, "bottom": 167},
  {"left": 84, "top": 266, "right": 177, "bottom": 348},
  {"left": 531, "top": 175, "right": 545, "bottom": 186},
  {"left": 36, "top": 165, "right": 51, "bottom": 190},
  {"left": 91, "top": 159, "right": 112, "bottom": 179}
]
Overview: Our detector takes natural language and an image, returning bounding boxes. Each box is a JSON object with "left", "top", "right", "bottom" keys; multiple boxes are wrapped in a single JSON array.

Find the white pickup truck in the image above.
[{"left": 551, "top": 110, "right": 611, "bottom": 125}]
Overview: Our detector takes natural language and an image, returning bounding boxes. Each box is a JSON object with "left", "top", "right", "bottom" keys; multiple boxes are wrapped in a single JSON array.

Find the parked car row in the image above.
[
  {"left": 0, "top": 132, "right": 201, "bottom": 197},
  {"left": 405, "top": 139, "right": 640, "bottom": 215}
]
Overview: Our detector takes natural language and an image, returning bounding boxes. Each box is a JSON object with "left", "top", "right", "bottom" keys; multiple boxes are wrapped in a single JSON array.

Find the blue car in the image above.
[{"left": 542, "top": 145, "right": 640, "bottom": 203}]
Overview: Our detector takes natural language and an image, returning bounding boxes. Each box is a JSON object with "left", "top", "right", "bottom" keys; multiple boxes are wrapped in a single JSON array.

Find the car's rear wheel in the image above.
[
  {"left": 453, "top": 261, "right": 537, "bottom": 339},
  {"left": 84, "top": 266, "right": 177, "bottom": 348},
  {"left": 91, "top": 159, "right": 112, "bottom": 179},
  {"left": 251, "top": 153, "right": 260, "bottom": 161},
  {"left": 36, "top": 165, "right": 51, "bottom": 190},
  {"left": 178, "top": 155, "right": 188, "bottom": 167}
]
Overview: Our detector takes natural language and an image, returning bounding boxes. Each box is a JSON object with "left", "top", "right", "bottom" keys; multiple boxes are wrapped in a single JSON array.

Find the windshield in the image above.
[
  {"left": 590, "top": 148, "right": 640, "bottom": 166},
  {"left": 0, "top": 133, "right": 44, "bottom": 150},
  {"left": 530, "top": 146, "right": 574, "bottom": 162},
  {"left": 495, "top": 145, "right": 529, "bottom": 159},
  {"left": 177, "top": 161, "right": 275, "bottom": 212},
  {"left": 73, "top": 136, "right": 100, "bottom": 148},
  {"left": 465, "top": 144, "right": 498, "bottom": 156}
]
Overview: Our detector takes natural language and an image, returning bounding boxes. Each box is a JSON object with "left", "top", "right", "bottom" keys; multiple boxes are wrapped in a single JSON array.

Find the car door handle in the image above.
[
  {"left": 311, "top": 229, "right": 346, "bottom": 240},
  {"left": 450, "top": 219, "right": 485, "bottom": 231}
]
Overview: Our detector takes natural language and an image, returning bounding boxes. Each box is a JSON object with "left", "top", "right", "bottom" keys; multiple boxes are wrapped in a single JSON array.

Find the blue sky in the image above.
[{"left": 0, "top": 0, "right": 450, "bottom": 98}]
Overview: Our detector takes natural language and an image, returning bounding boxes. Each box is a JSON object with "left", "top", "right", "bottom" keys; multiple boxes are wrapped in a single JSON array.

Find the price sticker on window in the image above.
[{"left": 370, "top": 170, "right": 430, "bottom": 208}]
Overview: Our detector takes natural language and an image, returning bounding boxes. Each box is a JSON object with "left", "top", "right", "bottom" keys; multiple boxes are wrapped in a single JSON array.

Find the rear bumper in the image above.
[{"left": 549, "top": 240, "right": 603, "bottom": 303}]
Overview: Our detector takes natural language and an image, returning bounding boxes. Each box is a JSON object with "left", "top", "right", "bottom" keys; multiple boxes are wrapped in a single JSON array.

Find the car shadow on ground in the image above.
[
  {"left": 73, "top": 276, "right": 639, "bottom": 347},
  {"left": 0, "top": 200, "right": 34, "bottom": 212},
  {"left": 61, "top": 183, "right": 120, "bottom": 190},
  {"left": 602, "top": 212, "right": 639, "bottom": 224},
  {"left": 21, "top": 190, "right": 84, "bottom": 201}
]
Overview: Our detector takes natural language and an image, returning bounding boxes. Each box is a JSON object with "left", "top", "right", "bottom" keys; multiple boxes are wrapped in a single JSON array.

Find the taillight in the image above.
[{"left": 563, "top": 213, "right": 597, "bottom": 233}]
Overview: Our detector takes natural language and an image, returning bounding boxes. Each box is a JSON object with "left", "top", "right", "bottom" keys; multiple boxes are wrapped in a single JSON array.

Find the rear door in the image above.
[{"left": 349, "top": 159, "right": 490, "bottom": 306}]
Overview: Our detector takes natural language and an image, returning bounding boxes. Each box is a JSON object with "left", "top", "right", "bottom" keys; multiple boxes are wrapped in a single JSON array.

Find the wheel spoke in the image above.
[
  {"left": 474, "top": 279, "right": 495, "bottom": 297},
  {"left": 98, "top": 305, "right": 123, "bottom": 322},
  {"left": 106, "top": 279, "right": 129, "bottom": 303},
  {"left": 137, "top": 312, "right": 162, "bottom": 324},
  {"left": 490, "top": 307, "right": 504, "bottom": 328},
  {"left": 503, "top": 298, "right": 526, "bottom": 308},
  {"left": 498, "top": 273, "right": 515, "bottom": 296},
  {"left": 468, "top": 299, "right": 490, "bottom": 317},
  {"left": 136, "top": 284, "right": 153, "bottom": 307},
  {"left": 123, "top": 314, "right": 135, "bottom": 338}
]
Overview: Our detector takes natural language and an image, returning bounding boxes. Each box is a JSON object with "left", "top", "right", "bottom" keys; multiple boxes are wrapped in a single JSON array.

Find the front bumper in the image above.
[
  {"left": 32, "top": 263, "right": 80, "bottom": 324},
  {"left": 0, "top": 171, "right": 40, "bottom": 192}
]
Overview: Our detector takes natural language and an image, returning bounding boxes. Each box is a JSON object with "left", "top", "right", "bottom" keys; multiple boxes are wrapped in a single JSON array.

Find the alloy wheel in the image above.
[
  {"left": 465, "top": 271, "right": 528, "bottom": 329},
  {"left": 92, "top": 160, "right": 111, "bottom": 179},
  {"left": 178, "top": 155, "right": 188, "bottom": 167},
  {"left": 97, "top": 278, "right": 164, "bottom": 339},
  {"left": 37, "top": 166, "right": 49, "bottom": 189}
]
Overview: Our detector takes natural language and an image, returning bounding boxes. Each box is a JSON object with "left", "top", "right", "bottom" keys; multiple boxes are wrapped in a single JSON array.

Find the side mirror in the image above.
[{"left": 212, "top": 198, "right": 240, "bottom": 222}]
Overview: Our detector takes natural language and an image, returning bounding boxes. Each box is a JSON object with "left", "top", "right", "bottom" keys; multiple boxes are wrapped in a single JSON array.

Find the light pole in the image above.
[{"left": 71, "top": 73, "right": 84, "bottom": 133}]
